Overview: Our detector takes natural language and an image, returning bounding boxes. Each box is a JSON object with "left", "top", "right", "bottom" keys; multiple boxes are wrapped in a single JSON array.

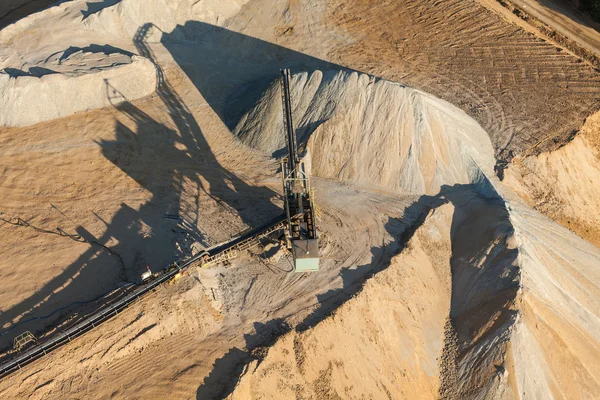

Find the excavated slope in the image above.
[
  {"left": 505, "top": 110, "right": 600, "bottom": 247},
  {"left": 225, "top": 71, "right": 600, "bottom": 399}
]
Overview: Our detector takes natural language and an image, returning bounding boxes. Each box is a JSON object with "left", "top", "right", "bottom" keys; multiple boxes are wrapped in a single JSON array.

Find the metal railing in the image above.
[{"left": 0, "top": 214, "right": 287, "bottom": 379}]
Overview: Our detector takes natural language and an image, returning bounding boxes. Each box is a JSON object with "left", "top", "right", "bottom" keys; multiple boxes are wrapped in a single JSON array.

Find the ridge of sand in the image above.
[
  {"left": 0, "top": 0, "right": 253, "bottom": 127},
  {"left": 0, "top": 54, "right": 156, "bottom": 127},
  {"left": 504, "top": 110, "right": 600, "bottom": 247},
  {"left": 221, "top": 71, "right": 600, "bottom": 399},
  {"left": 232, "top": 70, "right": 495, "bottom": 195}
]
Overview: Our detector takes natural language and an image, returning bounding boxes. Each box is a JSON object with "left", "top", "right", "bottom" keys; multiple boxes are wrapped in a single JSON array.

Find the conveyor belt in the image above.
[{"left": 0, "top": 214, "right": 286, "bottom": 379}]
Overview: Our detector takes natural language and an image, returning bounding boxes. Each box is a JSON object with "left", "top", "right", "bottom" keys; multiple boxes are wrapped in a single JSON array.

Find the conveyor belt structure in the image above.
[{"left": 0, "top": 214, "right": 287, "bottom": 379}]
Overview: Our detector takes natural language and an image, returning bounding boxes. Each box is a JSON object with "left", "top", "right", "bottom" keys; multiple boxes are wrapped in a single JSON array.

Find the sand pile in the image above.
[
  {"left": 504, "top": 110, "right": 600, "bottom": 247},
  {"left": 83, "top": 0, "right": 251, "bottom": 40},
  {"left": 0, "top": 48, "right": 155, "bottom": 127},
  {"left": 220, "top": 71, "right": 600, "bottom": 399},
  {"left": 504, "top": 197, "right": 600, "bottom": 398},
  {"left": 0, "top": 0, "right": 255, "bottom": 128},
  {"left": 232, "top": 70, "right": 495, "bottom": 195}
]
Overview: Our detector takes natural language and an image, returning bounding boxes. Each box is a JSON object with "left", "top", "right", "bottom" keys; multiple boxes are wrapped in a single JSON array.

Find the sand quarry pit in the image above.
[{"left": 0, "top": 0, "right": 599, "bottom": 399}]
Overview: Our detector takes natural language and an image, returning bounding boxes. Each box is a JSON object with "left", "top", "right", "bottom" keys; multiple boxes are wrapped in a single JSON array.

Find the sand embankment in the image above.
[
  {"left": 224, "top": 70, "right": 600, "bottom": 399},
  {"left": 0, "top": 55, "right": 156, "bottom": 127}
]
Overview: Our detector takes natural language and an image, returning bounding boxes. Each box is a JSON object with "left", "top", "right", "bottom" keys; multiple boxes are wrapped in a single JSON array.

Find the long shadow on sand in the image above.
[
  {"left": 0, "top": 23, "right": 282, "bottom": 352},
  {"left": 194, "top": 178, "right": 520, "bottom": 398},
  {"left": 160, "top": 21, "right": 350, "bottom": 132}
]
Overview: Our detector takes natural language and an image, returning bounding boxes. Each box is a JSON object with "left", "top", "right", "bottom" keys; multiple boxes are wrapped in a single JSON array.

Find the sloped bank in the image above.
[
  {"left": 0, "top": 53, "right": 155, "bottom": 127},
  {"left": 215, "top": 70, "right": 600, "bottom": 398}
]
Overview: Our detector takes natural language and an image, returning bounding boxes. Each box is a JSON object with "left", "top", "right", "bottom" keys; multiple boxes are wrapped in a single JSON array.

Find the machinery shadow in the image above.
[
  {"left": 0, "top": 23, "right": 287, "bottom": 353},
  {"left": 160, "top": 21, "right": 349, "bottom": 133},
  {"left": 0, "top": 95, "right": 190, "bottom": 352},
  {"left": 0, "top": 211, "right": 141, "bottom": 351},
  {"left": 130, "top": 23, "right": 283, "bottom": 228}
]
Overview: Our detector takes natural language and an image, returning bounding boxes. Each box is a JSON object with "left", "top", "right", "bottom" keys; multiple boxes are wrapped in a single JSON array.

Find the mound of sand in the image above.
[
  {"left": 233, "top": 70, "right": 495, "bottom": 195},
  {"left": 222, "top": 71, "right": 600, "bottom": 399},
  {"left": 0, "top": 0, "right": 258, "bottom": 128},
  {"left": 504, "top": 195, "right": 600, "bottom": 399},
  {"left": 83, "top": 0, "right": 251, "bottom": 40},
  {"left": 0, "top": 51, "right": 155, "bottom": 127},
  {"left": 504, "top": 110, "right": 600, "bottom": 247}
]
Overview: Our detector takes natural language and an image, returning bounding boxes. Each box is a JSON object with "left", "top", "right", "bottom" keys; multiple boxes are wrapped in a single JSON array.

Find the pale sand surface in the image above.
[{"left": 0, "top": 1, "right": 599, "bottom": 399}]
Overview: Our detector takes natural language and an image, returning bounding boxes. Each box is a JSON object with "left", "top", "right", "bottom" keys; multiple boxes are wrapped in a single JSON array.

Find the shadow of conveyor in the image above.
[
  {"left": 0, "top": 23, "right": 284, "bottom": 352},
  {"left": 0, "top": 202, "right": 151, "bottom": 351}
]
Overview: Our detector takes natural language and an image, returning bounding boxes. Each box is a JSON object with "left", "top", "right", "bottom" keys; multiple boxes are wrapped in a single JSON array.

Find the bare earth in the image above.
[
  {"left": 0, "top": 0, "right": 599, "bottom": 399},
  {"left": 509, "top": 0, "right": 600, "bottom": 56}
]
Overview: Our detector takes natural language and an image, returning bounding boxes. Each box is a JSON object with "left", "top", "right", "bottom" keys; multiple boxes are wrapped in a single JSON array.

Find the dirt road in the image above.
[{"left": 509, "top": 0, "right": 600, "bottom": 55}]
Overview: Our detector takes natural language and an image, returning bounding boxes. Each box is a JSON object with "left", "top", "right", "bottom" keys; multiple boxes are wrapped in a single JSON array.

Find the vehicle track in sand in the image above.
[
  {"left": 317, "top": 0, "right": 600, "bottom": 160},
  {"left": 507, "top": 0, "right": 600, "bottom": 56}
]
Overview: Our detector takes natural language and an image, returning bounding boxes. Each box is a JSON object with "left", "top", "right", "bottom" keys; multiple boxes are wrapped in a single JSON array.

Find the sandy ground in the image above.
[
  {"left": 509, "top": 0, "right": 600, "bottom": 55},
  {"left": 505, "top": 110, "right": 600, "bottom": 247},
  {"left": 0, "top": 0, "right": 599, "bottom": 399},
  {"left": 230, "top": 203, "right": 457, "bottom": 400}
]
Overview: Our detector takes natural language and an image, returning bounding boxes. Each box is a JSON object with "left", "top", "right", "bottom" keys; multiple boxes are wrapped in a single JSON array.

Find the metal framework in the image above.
[
  {"left": 280, "top": 69, "right": 319, "bottom": 272},
  {"left": 13, "top": 332, "right": 36, "bottom": 352},
  {"left": 0, "top": 215, "right": 287, "bottom": 379}
]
